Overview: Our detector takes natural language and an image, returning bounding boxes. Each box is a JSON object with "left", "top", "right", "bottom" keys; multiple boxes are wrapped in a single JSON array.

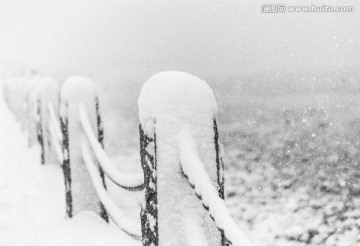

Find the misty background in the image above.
[{"left": 1, "top": 0, "right": 360, "bottom": 151}]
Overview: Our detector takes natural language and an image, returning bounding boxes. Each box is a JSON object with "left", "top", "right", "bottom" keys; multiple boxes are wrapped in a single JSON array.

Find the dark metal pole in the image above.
[
  {"left": 214, "top": 119, "right": 231, "bottom": 246},
  {"left": 95, "top": 96, "right": 109, "bottom": 222},
  {"left": 60, "top": 102, "right": 72, "bottom": 218},
  {"left": 36, "top": 98, "right": 45, "bottom": 165},
  {"left": 140, "top": 124, "right": 158, "bottom": 246}
]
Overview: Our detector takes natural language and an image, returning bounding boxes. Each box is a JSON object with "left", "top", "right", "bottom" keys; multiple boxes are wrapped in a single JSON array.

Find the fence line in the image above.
[
  {"left": 3, "top": 72, "right": 256, "bottom": 246},
  {"left": 59, "top": 77, "right": 108, "bottom": 220},
  {"left": 59, "top": 77, "right": 147, "bottom": 243}
]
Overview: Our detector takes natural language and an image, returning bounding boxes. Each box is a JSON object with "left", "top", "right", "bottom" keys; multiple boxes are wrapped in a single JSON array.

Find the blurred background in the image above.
[{"left": 1, "top": 0, "right": 360, "bottom": 244}]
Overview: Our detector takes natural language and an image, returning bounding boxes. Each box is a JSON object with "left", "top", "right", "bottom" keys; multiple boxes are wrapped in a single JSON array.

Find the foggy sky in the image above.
[{"left": 1, "top": 0, "right": 359, "bottom": 81}]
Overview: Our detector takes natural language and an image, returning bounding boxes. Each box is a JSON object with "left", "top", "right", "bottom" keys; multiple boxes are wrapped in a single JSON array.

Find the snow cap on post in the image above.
[
  {"left": 60, "top": 76, "right": 106, "bottom": 219},
  {"left": 138, "top": 71, "right": 222, "bottom": 245},
  {"left": 139, "top": 71, "right": 218, "bottom": 134},
  {"left": 61, "top": 76, "right": 97, "bottom": 107}
]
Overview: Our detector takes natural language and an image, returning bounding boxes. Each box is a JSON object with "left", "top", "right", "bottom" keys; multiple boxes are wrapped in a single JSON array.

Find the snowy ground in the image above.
[{"left": 221, "top": 95, "right": 360, "bottom": 246}]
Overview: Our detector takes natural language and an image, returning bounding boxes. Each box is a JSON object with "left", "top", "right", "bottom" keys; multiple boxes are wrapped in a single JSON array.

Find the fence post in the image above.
[
  {"left": 214, "top": 119, "right": 232, "bottom": 245},
  {"left": 36, "top": 96, "right": 45, "bottom": 164},
  {"left": 26, "top": 77, "right": 41, "bottom": 147},
  {"left": 139, "top": 122, "right": 157, "bottom": 246},
  {"left": 138, "top": 71, "right": 223, "bottom": 245},
  {"left": 60, "top": 76, "right": 107, "bottom": 220}
]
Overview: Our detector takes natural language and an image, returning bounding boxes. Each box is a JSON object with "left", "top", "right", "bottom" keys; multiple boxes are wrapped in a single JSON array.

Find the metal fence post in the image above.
[
  {"left": 138, "top": 71, "right": 222, "bottom": 245},
  {"left": 140, "top": 123, "right": 158, "bottom": 246},
  {"left": 60, "top": 76, "right": 107, "bottom": 220}
]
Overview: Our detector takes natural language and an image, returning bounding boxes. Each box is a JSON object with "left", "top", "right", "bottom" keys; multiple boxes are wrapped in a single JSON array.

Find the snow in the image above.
[
  {"left": 4, "top": 72, "right": 358, "bottom": 245},
  {"left": 138, "top": 71, "right": 218, "bottom": 135},
  {"left": 37, "top": 77, "right": 61, "bottom": 164},
  {"left": 48, "top": 101, "right": 63, "bottom": 163},
  {"left": 48, "top": 103, "right": 62, "bottom": 142},
  {"left": 138, "top": 71, "right": 222, "bottom": 245},
  {"left": 183, "top": 215, "right": 208, "bottom": 246},
  {"left": 49, "top": 120, "right": 63, "bottom": 163},
  {"left": 25, "top": 76, "right": 42, "bottom": 147},
  {"left": 3, "top": 76, "right": 29, "bottom": 123},
  {"left": 39, "top": 211, "right": 141, "bottom": 246},
  {"left": 0, "top": 79, "right": 65, "bottom": 245}
]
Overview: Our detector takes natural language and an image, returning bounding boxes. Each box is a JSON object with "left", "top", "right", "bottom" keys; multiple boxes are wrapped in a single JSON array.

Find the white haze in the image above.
[{"left": 0, "top": 0, "right": 359, "bottom": 81}]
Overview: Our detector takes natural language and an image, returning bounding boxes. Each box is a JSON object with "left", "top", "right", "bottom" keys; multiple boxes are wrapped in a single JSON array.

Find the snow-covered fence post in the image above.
[
  {"left": 60, "top": 76, "right": 107, "bottom": 220},
  {"left": 214, "top": 119, "right": 229, "bottom": 245},
  {"left": 138, "top": 71, "right": 224, "bottom": 245},
  {"left": 139, "top": 123, "right": 157, "bottom": 245},
  {"left": 26, "top": 77, "right": 41, "bottom": 147},
  {"left": 35, "top": 78, "right": 61, "bottom": 164},
  {"left": 36, "top": 96, "right": 45, "bottom": 164}
]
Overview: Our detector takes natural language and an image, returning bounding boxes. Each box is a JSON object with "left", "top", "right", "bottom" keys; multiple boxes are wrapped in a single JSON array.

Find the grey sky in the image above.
[{"left": 1, "top": 0, "right": 359, "bottom": 80}]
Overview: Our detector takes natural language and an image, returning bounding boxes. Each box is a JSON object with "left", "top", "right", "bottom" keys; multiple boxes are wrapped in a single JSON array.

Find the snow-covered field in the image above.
[{"left": 220, "top": 89, "right": 360, "bottom": 246}]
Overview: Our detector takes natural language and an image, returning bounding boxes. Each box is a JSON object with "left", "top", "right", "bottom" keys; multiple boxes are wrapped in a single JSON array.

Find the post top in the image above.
[
  {"left": 138, "top": 71, "right": 218, "bottom": 126},
  {"left": 61, "top": 76, "right": 96, "bottom": 103},
  {"left": 36, "top": 77, "right": 59, "bottom": 91}
]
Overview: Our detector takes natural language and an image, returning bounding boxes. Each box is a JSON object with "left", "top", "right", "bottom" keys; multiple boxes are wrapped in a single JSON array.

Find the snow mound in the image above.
[
  {"left": 138, "top": 71, "right": 218, "bottom": 132},
  {"left": 61, "top": 76, "right": 96, "bottom": 104}
]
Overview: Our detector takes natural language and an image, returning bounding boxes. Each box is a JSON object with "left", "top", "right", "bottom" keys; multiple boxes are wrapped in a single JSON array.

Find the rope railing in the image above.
[
  {"left": 81, "top": 140, "right": 142, "bottom": 240},
  {"left": 47, "top": 102, "right": 63, "bottom": 163},
  {"left": 3, "top": 72, "right": 256, "bottom": 246},
  {"left": 48, "top": 103, "right": 62, "bottom": 142},
  {"left": 49, "top": 121, "right": 63, "bottom": 163},
  {"left": 79, "top": 103, "right": 145, "bottom": 191},
  {"left": 59, "top": 76, "right": 145, "bottom": 244},
  {"left": 178, "top": 127, "right": 255, "bottom": 246}
]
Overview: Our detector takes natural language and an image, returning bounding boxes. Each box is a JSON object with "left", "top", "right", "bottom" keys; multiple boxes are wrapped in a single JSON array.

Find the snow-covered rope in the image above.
[
  {"left": 49, "top": 121, "right": 63, "bottom": 163},
  {"left": 47, "top": 103, "right": 63, "bottom": 163},
  {"left": 178, "top": 126, "right": 256, "bottom": 246},
  {"left": 79, "top": 103, "right": 145, "bottom": 191},
  {"left": 81, "top": 140, "right": 142, "bottom": 240},
  {"left": 48, "top": 103, "right": 62, "bottom": 142}
]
